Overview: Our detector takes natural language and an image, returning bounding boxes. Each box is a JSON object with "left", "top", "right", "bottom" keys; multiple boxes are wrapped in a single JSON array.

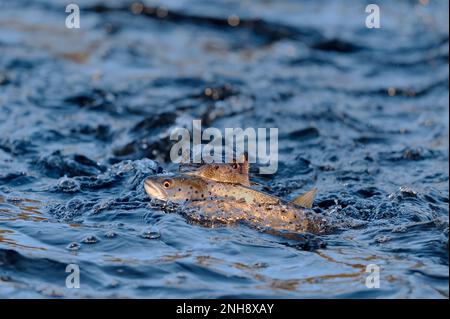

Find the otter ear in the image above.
[{"left": 290, "top": 188, "right": 317, "bottom": 208}]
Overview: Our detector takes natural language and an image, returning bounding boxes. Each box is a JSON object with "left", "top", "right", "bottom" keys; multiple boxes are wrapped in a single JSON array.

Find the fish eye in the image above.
[
  {"left": 232, "top": 163, "right": 238, "bottom": 169},
  {"left": 163, "top": 180, "right": 172, "bottom": 188}
]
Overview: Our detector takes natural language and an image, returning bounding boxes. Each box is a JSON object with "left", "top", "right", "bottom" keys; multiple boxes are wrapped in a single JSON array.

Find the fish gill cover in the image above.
[{"left": 0, "top": 0, "right": 448, "bottom": 298}]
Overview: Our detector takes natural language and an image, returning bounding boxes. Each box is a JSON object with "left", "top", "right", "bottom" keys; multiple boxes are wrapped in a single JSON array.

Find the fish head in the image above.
[{"left": 144, "top": 175, "right": 207, "bottom": 203}]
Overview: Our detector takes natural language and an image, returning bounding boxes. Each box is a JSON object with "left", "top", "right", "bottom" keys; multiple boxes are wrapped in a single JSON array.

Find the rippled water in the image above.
[{"left": 0, "top": 0, "right": 448, "bottom": 298}]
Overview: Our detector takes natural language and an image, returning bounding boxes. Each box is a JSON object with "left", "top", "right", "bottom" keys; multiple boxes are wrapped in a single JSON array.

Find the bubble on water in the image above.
[
  {"left": 56, "top": 176, "right": 81, "bottom": 193},
  {"left": 399, "top": 186, "right": 417, "bottom": 198},
  {"left": 141, "top": 227, "right": 161, "bottom": 239},
  {"left": 81, "top": 235, "right": 100, "bottom": 244},
  {"left": 375, "top": 235, "right": 391, "bottom": 243},
  {"left": 388, "top": 193, "right": 397, "bottom": 201},
  {"left": 106, "top": 279, "right": 120, "bottom": 288},
  {"left": 392, "top": 226, "right": 408, "bottom": 233},
  {"left": 104, "top": 231, "right": 117, "bottom": 238},
  {"left": 66, "top": 242, "right": 81, "bottom": 251},
  {"left": 253, "top": 262, "right": 269, "bottom": 269}
]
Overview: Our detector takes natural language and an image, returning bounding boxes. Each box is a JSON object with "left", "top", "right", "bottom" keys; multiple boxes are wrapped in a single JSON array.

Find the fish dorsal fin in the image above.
[
  {"left": 290, "top": 188, "right": 317, "bottom": 208},
  {"left": 234, "top": 153, "right": 249, "bottom": 185},
  {"left": 238, "top": 153, "right": 249, "bottom": 176}
]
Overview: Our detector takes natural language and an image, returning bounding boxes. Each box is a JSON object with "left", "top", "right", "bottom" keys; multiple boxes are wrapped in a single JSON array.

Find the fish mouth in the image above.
[{"left": 144, "top": 179, "right": 168, "bottom": 201}]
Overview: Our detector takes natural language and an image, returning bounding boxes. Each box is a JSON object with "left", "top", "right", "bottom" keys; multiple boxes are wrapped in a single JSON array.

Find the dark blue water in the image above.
[{"left": 0, "top": 0, "right": 448, "bottom": 298}]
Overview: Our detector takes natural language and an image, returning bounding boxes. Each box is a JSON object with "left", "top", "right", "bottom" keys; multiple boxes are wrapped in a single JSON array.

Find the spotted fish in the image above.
[
  {"left": 144, "top": 172, "right": 327, "bottom": 234},
  {"left": 185, "top": 154, "right": 250, "bottom": 186}
]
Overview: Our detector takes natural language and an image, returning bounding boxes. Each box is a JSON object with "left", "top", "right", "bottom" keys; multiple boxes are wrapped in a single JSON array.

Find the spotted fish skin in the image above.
[
  {"left": 145, "top": 174, "right": 279, "bottom": 204},
  {"left": 186, "top": 199, "right": 329, "bottom": 234},
  {"left": 184, "top": 154, "right": 250, "bottom": 186},
  {"left": 144, "top": 174, "right": 330, "bottom": 234},
  {"left": 205, "top": 181, "right": 280, "bottom": 205}
]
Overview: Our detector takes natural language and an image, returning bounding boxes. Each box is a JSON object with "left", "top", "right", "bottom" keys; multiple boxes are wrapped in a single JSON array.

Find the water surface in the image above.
[{"left": 0, "top": 0, "right": 448, "bottom": 298}]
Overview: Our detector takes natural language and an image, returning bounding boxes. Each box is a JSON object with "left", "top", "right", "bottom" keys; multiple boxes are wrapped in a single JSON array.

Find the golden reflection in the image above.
[
  {"left": 130, "top": 2, "right": 144, "bottom": 15},
  {"left": 0, "top": 195, "right": 47, "bottom": 222},
  {"left": 103, "top": 252, "right": 192, "bottom": 264},
  {"left": 0, "top": 19, "right": 98, "bottom": 64},
  {"left": 227, "top": 15, "right": 240, "bottom": 27},
  {"left": 0, "top": 228, "right": 46, "bottom": 251},
  {"left": 57, "top": 42, "right": 100, "bottom": 63},
  {"left": 388, "top": 87, "right": 396, "bottom": 96},
  {"left": 156, "top": 7, "right": 169, "bottom": 18},
  {"left": 267, "top": 279, "right": 299, "bottom": 291}
]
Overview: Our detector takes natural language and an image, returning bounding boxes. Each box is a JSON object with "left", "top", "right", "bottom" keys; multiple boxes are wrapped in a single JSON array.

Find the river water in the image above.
[{"left": 0, "top": 0, "right": 448, "bottom": 298}]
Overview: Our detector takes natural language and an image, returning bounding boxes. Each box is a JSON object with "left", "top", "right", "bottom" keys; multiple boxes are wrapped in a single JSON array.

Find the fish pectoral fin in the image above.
[{"left": 290, "top": 188, "right": 317, "bottom": 208}]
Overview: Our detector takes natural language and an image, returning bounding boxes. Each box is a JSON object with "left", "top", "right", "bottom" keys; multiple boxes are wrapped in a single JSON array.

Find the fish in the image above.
[
  {"left": 177, "top": 156, "right": 316, "bottom": 208},
  {"left": 183, "top": 157, "right": 315, "bottom": 206},
  {"left": 185, "top": 195, "right": 328, "bottom": 234},
  {"left": 144, "top": 172, "right": 328, "bottom": 234},
  {"left": 185, "top": 154, "right": 250, "bottom": 186}
]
